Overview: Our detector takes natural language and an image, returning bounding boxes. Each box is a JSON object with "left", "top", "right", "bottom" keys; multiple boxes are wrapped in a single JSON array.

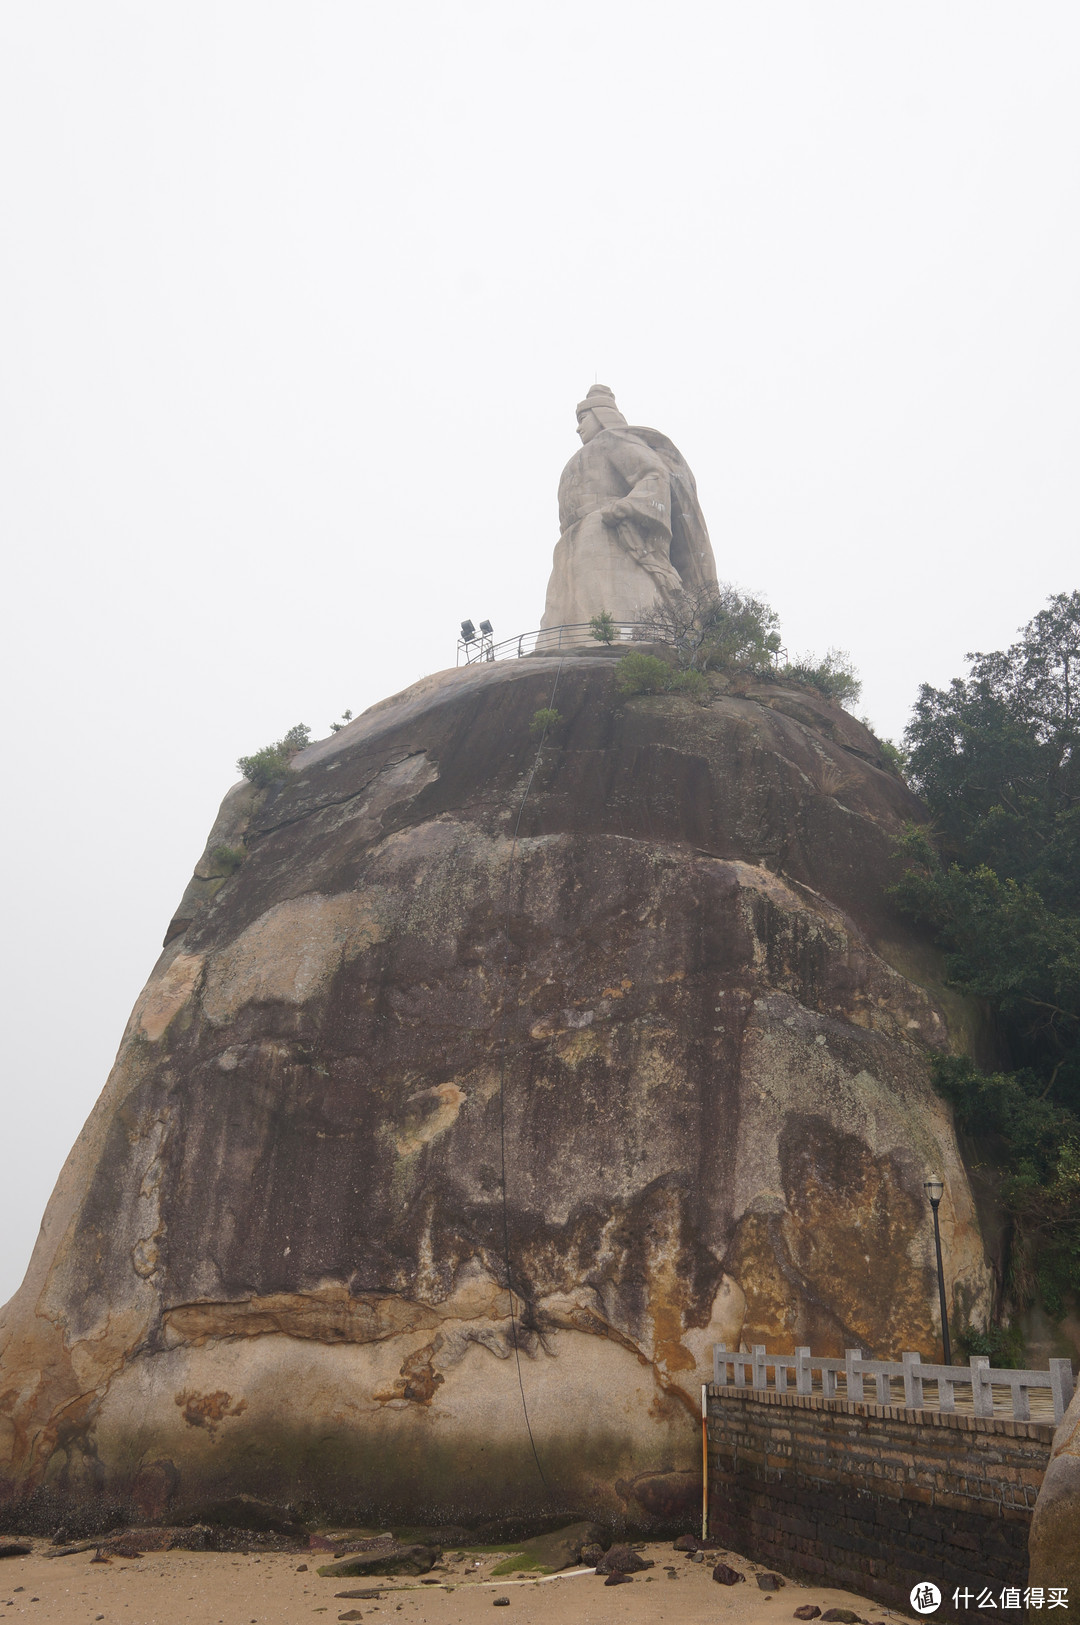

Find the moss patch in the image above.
[{"left": 489, "top": 1553, "right": 548, "bottom": 1575}]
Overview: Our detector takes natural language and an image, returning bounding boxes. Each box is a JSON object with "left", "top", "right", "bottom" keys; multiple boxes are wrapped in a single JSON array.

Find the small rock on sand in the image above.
[
  {"left": 714, "top": 1563, "right": 746, "bottom": 1585},
  {"left": 596, "top": 1545, "right": 652, "bottom": 1575}
]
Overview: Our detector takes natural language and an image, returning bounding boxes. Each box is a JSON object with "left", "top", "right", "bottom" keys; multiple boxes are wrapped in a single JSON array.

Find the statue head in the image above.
[{"left": 576, "top": 384, "right": 628, "bottom": 443}]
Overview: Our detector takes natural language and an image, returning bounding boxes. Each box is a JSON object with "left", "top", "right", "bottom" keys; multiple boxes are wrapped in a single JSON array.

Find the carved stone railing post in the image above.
[
  {"left": 938, "top": 1366, "right": 956, "bottom": 1412},
  {"left": 1011, "top": 1373, "right": 1031, "bottom": 1422},
  {"left": 1050, "top": 1358, "right": 1075, "bottom": 1425},
  {"left": 971, "top": 1355, "right": 994, "bottom": 1418},
  {"left": 902, "top": 1351, "right": 923, "bottom": 1408},
  {"left": 845, "top": 1349, "right": 864, "bottom": 1402}
]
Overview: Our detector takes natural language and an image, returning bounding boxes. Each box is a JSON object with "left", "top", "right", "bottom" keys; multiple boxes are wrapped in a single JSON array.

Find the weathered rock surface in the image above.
[
  {"left": 497, "top": 1520, "right": 601, "bottom": 1572},
  {"left": 0, "top": 655, "right": 992, "bottom": 1527},
  {"left": 596, "top": 1542, "right": 653, "bottom": 1574},
  {"left": 1029, "top": 1389, "right": 1080, "bottom": 1590},
  {"left": 316, "top": 1542, "right": 439, "bottom": 1578}
]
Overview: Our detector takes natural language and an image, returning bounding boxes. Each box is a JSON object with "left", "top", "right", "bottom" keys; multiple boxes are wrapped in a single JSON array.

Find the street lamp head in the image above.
[{"left": 924, "top": 1177, "right": 944, "bottom": 1206}]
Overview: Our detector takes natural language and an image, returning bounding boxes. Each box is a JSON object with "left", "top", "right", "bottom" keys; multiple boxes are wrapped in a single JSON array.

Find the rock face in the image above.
[
  {"left": 0, "top": 654, "right": 992, "bottom": 1528},
  {"left": 1029, "top": 1393, "right": 1080, "bottom": 1590}
]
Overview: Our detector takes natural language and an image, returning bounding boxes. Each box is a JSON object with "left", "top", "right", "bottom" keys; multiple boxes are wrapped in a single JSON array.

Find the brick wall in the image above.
[{"left": 707, "top": 1388, "right": 1052, "bottom": 1620}]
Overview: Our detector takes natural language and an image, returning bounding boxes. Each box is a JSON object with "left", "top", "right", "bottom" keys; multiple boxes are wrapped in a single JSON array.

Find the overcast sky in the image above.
[{"left": 1, "top": 2, "right": 1078, "bottom": 1305}]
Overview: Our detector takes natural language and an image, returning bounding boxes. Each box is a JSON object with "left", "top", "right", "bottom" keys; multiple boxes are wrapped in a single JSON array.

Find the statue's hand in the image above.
[{"left": 601, "top": 502, "right": 629, "bottom": 528}]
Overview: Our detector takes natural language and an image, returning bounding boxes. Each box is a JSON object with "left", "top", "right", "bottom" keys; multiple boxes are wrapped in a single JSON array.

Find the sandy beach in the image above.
[{"left": 0, "top": 1538, "right": 909, "bottom": 1625}]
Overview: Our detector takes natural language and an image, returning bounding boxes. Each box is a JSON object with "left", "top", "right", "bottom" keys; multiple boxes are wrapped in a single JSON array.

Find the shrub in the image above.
[
  {"left": 329, "top": 709, "right": 354, "bottom": 734},
  {"left": 635, "top": 583, "right": 781, "bottom": 673},
  {"left": 877, "top": 737, "right": 908, "bottom": 777},
  {"left": 237, "top": 722, "right": 311, "bottom": 788},
  {"left": 237, "top": 746, "right": 292, "bottom": 787},
  {"left": 589, "top": 610, "right": 617, "bottom": 645},
  {"left": 954, "top": 1320, "right": 1025, "bottom": 1369},
  {"left": 614, "top": 653, "right": 675, "bottom": 695},
  {"left": 668, "top": 668, "right": 709, "bottom": 700},
  {"left": 778, "top": 648, "right": 862, "bottom": 706},
  {"left": 529, "top": 706, "right": 562, "bottom": 736},
  {"left": 209, "top": 844, "right": 245, "bottom": 876}
]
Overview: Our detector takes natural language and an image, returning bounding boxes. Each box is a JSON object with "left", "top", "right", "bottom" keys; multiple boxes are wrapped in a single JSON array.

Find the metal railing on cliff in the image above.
[{"left": 456, "top": 622, "right": 657, "bottom": 666}]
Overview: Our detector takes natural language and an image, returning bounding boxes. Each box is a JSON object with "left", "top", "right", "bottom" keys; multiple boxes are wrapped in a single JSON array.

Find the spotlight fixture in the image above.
[
  {"left": 460, "top": 619, "right": 476, "bottom": 642},
  {"left": 479, "top": 619, "right": 493, "bottom": 636}
]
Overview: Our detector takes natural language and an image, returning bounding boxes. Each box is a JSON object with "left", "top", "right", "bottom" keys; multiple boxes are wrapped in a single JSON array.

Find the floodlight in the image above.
[
  {"left": 479, "top": 620, "right": 493, "bottom": 636},
  {"left": 460, "top": 619, "right": 476, "bottom": 641}
]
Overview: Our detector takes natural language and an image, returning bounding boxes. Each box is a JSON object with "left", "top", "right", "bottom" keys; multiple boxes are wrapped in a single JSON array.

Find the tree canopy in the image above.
[{"left": 893, "top": 592, "right": 1080, "bottom": 1321}]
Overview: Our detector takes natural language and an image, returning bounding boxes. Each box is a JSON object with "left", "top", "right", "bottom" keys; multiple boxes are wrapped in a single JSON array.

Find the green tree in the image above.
[
  {"left": 905, "top": 592, "right": 1080, "bottom": 909},
  {"left": 634, "top": 583, "right": 781, "bottom": 673},
  {"left": 893, "top": 592, "right": 1080, "bottom": 1317},
  {"left": 589, "top": 610, "right": 617, "bottom": 644},
  {"left": 529, "top": 706, "right": 562, "bottom": 736}
]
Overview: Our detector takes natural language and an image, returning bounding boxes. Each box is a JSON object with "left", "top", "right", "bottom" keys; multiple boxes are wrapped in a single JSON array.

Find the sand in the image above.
[{"left": 0, "top": 1539, "right": 911, "bottom": 1625}]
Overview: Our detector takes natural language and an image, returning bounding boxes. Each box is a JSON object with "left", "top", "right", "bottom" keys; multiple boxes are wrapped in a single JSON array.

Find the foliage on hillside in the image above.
[
  {"left": 892, "top": 591, "right": 1080, "bottom": 1318},
  {"left": 778, "top": 648, "right": 862, "bottom": 706},
  {"left": 237, "top": 723, "right": 311, "bottom": 788},
  {"left": 626, "top": 584, "right": 863, "bottom": 711},
  {"left": 633, "top": 583, "right": 782, "bottom": 673},
  {"left": 614, "top": 651, "right": 708, "bottom": 700}
]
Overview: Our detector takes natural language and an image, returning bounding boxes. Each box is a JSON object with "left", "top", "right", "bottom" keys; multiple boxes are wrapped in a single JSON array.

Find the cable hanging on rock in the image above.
[{"left": 496, "top": 657, "right": 566, "bottom": 1496}]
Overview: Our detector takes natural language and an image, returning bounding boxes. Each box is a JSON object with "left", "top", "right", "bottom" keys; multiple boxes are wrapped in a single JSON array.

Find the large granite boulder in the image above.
[
  {"left": 0, "top": 654, "right": 992, "bottom": 1527},
  {"left": 1029, "top": 1392, "right": 1080, "bottom": 1591}
]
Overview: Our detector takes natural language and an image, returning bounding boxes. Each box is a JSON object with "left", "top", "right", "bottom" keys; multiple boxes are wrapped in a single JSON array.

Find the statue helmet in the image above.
[{"left": 576, "top": 384, "right": 628, "bottom": 431}]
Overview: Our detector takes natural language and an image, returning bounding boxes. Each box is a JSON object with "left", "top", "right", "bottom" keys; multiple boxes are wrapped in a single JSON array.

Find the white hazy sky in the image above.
[{"left": 1, "top": 3, "right": 1078, "bottom": 1306}]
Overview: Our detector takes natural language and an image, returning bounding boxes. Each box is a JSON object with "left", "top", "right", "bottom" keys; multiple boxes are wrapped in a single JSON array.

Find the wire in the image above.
[{"left": 496, "top": 656, "right": 566, "bottom": 1496}]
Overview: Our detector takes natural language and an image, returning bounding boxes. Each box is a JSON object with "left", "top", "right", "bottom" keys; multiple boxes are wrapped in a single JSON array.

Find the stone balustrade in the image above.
[{"left": 714, "top": 1342, "right": 1076, "bottom": 1425}]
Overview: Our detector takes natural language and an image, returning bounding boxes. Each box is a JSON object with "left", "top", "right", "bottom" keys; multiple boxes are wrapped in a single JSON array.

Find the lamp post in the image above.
[{"left": 924, "top": 1177, "right": 952, "bottom": 1366}]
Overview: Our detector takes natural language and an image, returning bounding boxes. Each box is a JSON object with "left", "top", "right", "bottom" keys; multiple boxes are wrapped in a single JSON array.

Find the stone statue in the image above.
[{"left": 541, "top": 385, "right": 718, "bottom": 629}]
